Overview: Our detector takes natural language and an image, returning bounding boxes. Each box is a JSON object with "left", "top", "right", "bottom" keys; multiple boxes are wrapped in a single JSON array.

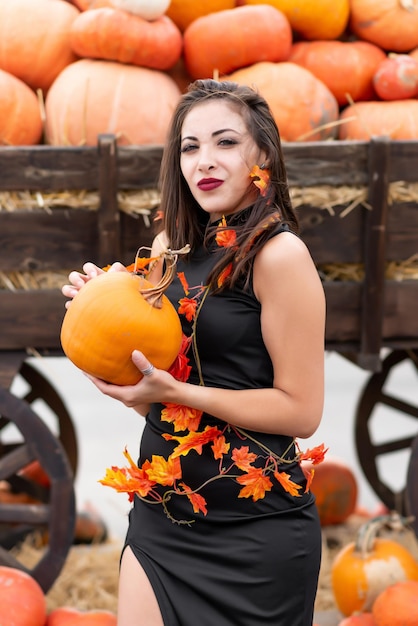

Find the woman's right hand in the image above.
[{"left": 61, "top": 261, "right": 126, "bottom": 308}]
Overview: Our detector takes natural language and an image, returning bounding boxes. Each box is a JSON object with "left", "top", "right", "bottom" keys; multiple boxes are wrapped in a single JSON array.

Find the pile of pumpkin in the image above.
[{"left": 3, "top": 0, "right": 418, "bottom": 147}]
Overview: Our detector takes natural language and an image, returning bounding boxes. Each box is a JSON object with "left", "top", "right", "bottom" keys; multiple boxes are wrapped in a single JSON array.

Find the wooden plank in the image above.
[
  {"left": 97, "top": 135, "right": 120, "bottom": 265},
  {"left": 0, "top": 291, "right": 65, "bottom": 349},
  {"left": 283, "top": 141, "right": 369, "bottom": 187},
  {"left": 0, "top": 146, "right": 100, "bottom": 191},
  {"left": 359, "top": 137, "right": 390, "bottom": 370}
]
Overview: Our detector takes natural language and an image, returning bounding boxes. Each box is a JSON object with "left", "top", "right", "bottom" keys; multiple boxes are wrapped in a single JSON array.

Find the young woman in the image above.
[{"left": 63, "top": 79, "right": 326, "bottom": 626}]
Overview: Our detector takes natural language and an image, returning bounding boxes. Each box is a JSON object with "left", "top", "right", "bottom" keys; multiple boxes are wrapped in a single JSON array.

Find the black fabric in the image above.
[{"left": 124, "top": 223, "right": 321, "bottom": 625}]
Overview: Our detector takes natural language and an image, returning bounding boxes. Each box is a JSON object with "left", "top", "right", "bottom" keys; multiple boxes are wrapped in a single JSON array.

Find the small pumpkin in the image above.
[
  {"left": 331, "top": 513, "right": 418, "bottom": 616},
  {"left": 243, "top": 0, "right": 350, "bottom": 40},
  {"left": 225, "top": 62, "right": 339, "bottom": 142},
  {"left": 0, "top": 69, "right": 43, "bottom": 146},
  {"left": 0, "top": 566, "right": 47, "bottom": 626},
  {"left": 373, "top": 53, "right": 418, "bottom": 100},
  {"left": 166, "top": 0, "right": 236, "bottom": 32},
  {"left": 372, "top": 580, "right": 418, "bottom": 626},
  {"left": 349, "top": 0, "right": 418, "bottom": 53},
  {"left": 339, "top": 100, "right": 418, "bottom": 140},
  {"left": 44, "top": 59, "right": 181, "bottom": 146},
  {"left": 183, "top": 5, "right": 292, "bottom": 81},
  {"left": 0, "top": 0, "right": 79, "bottom": 93},
  {"left": 289, "top": 40, "right": 386, "bottom": 106},
  {"left": 70, "top": 8, "right": 182, "bottom": 70},
  {"left": 47, "top": 607, "right": 117, "bottom": 625},
  {"left": 61, "top": 258, "right": 183, "bottom": 386},
  {"left": 303, "top": 456, "right": 358, "bottom": 526}
]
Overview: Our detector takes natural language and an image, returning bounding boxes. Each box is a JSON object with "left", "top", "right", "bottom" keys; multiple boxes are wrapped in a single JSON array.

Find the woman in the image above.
[{"left": 63, "top": 79, "right": 326, "bottom": 626}]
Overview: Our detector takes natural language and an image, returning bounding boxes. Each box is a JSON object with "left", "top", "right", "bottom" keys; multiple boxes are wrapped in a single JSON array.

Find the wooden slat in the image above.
[{"left": 97, "top": 135, "right": 120, "bottom": 265}]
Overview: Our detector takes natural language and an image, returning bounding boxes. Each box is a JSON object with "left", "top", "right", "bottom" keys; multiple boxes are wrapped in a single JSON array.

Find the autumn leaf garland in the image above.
[{"left": 99, "top": 217, "right": 327, "bottom": 524}]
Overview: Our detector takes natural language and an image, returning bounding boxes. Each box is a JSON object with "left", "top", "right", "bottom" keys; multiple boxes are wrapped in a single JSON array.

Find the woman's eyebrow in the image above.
[{"left": 181, "top": 128, "right": 240, "bottom": 143}]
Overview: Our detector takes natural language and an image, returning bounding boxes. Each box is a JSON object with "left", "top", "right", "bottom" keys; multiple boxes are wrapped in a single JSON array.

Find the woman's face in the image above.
[{"left": 180, "top": 100, "right": 266, "bottom": 221}]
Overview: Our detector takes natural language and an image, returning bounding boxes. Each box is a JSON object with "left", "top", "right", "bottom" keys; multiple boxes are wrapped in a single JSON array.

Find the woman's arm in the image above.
[{"left": 90, "top": 232, "right": 326, "bottom": 439}]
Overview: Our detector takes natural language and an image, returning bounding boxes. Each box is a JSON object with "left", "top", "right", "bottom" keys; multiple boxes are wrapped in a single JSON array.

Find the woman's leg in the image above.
[{"left": 117, "top": 546, "right": 164, "bottom": 626}]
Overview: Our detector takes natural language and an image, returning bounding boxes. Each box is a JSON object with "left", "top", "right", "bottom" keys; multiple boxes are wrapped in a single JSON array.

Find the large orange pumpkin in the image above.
[
  {"left": 331, "top": 514, "right": 418, "bottom": 616},
  {"left": 47, "top": 607, "right": 117, "bottom": 625},
  {"left": 70, "top": 8, "right": 182, "bottom": 70},
  {"left": 303, "top": 456, "right": 358, "bottom": 526},
  {"left": 289, "top": 40, "right": 386, "bottom": 106},
  {"left": 183, "top": 5, "right": 292, "bottom": 80},
  {"left": 0, "top": 566, "right": 47, "bottom": 626},
  {"left": 339, "top": 100, "right": 418, "bottom": 140},
  {"left": 0, "top": 69, "right": 43, "bottom": 145},
  {"left": 0, "top": 0, "right": 79, "bottom": 93},
  {"left": 166, "top": 0, "right": 236, "bottom": 31},
  {"left": 243, "top": 0, "right": 350, "bottom": 40},
  {"left": 372, "top": 580, "right": 418, "bottom": 626},
  {"left": 60, "top": 269, "right": 183, "bottom": 385},
  {"left": 225, "top": 62, "right": 339, "bottom": 142},
  {"left": 350, "top": 0, "right": 418, "bottom": 52},
  {"left": 44, "top": 59, "right": 181, "bottom": 146}
]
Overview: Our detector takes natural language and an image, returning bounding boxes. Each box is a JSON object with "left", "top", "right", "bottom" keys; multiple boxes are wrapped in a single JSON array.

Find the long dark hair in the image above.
[{"left": 158, "top": 79, "right": 298, "bottom": 290}]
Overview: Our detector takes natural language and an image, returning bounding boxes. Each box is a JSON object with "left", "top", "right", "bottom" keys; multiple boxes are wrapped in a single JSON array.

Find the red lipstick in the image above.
[{"left": 197, "top": 178, "right": 223, "bottom": 191}]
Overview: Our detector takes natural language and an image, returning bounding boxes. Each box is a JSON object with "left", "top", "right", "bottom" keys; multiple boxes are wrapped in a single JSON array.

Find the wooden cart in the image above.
[{"left": 0, "top": 135, "right": 417, "bottom": 591}]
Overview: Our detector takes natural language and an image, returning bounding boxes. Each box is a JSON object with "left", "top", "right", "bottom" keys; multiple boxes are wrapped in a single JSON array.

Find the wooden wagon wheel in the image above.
[
  {"left": 0, "top": 386, "right": 75, "bottom": 593},
  {"left": 355, "top": 349, "right": 418, "bottom": 514},
  {"left": 15, "top": 361, "right": 78, "bottom": 477}
]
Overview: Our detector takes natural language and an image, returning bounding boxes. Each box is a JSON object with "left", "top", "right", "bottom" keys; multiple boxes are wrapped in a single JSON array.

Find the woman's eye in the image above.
[
  {"left": 180, "top": 143, "right": 198, "bottom": 153},
  {"left": 219, "top": 138, "right": 237, "bottom": 146}
]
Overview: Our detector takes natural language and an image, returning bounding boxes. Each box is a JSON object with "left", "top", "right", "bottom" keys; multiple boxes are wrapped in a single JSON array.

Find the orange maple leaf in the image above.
[
  {"left": 212, "top": 435, "right": 230, "bottom": 460},
  {"left": 178, "top": 297, "right": 198, "bottom": 322},
  {"left": 304, "top": 468, "right": 315, "bottom": 494},
  {"left": 274, "top": 471, "right": 302, "bottom": 497},
  {"left": 299, "top": 443, "right": 328, "bottom": 465},
  {"left": 177, "top": 271, "right": 190, "bottom": 295},
  {"left": 236, "top": 467, "right": 273, "bottom": 502},
  {"left": 179, "top": 482, "right": 208, "bottom": 515},
  {"left": 217, "top": 262, "right": 233, "bottom": 288},
  {"left": 168, "top": 335, "right": 192, "bottom": 382},
  {"left": 99, "top": 459, "right": 156, "bottom": 499},
  {"left": 163, "top": 426, "right": 223, "bottom": 458},
  {"left": 250, "top": 165, "right": 270, "bottom": 196},
  {"left": 215, "top": 216, "right": 237, "bottom": 248},
  {"left": 161, "top": 403, "right": 203, "bottom": 432},
  {"left": 232, "top": 446, "right": 257, "bottom": 471},
  {"left": 145, "top": 454, "right": 182, "bottom": 486}
]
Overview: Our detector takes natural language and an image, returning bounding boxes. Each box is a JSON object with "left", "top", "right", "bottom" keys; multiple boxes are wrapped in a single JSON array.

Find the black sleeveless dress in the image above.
[{"left": 124, "top": 223, "right": 321, "bottom": 626}]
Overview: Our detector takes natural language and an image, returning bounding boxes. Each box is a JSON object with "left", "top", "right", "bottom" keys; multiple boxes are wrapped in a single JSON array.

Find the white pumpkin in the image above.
[{"left": 110, "top": 0, "right": 171, "bottom": 20}]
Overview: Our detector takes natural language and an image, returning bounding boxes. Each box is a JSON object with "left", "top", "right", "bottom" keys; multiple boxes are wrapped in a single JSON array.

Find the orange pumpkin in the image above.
[
  {"left": 44, "top": 59, "right": 181, "bottom": 146},
  {"left": 166, "top": 0, "right": 236, "bottom": 32},
  {"left": 339, "top": 100, "right": 418, "bottom": 140},
  {"left": 225, "top": 62, "right": 339, "bottom": 142},
  {"left": 339, "top": 614, "right": 376, "bottom": 626},
  {"left": 0, "top": 0, "right": 79, "bottom": 93},
  {"left": 289, "top": 40, "right": 386, "bottom": 106},
  {"left": 350, "top": 0, "right": 418, "bottom": 53},
  {"left": 303, "top": 456, "right": 358, "bottom": 526},
  {"left": 70, "top": 8, "right": 182, "bottom": 70},
  {"left": 331, "top": 514, "right": 418, "bottom": 616},
  {"left": 47, "top": 607, "right": 117, "bottom": 625},
  {"left": 60, "top": 268, "right": 183, "bottom": 386},
  {"left": 243, "top": 0, "right": 350, "bottom": 40},
  {"left": 0, "top": 566, "right": 46, "bottom": 626},
  {"left": 373, "top": 53, "right": 418, "bottom": 100},
  {"left": 372, "top": 580, "right": 418, "bottom": 626},
  {"left": 0, "top": 69, "right": 43, "bottom": 146},
  {"left": 183, "top": 5, "right": 292, "bottom": 80}
]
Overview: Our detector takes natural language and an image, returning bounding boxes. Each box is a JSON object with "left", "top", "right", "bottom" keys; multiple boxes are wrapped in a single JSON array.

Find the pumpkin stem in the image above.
[
  {"left": 355, "top": 511, "right": 415, "bottom": 556},
  {"left": 140, "top": 245, "right": 191, "bottom": 308},
  {"left": 400, "top": 0, "right": 415, "bottom": 11}
]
